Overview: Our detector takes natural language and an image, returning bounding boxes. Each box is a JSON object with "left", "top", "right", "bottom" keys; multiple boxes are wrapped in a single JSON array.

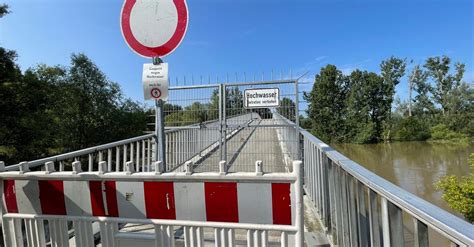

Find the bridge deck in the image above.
[{"left": 194, "top": 124, "right": 287, "bottom": 173}]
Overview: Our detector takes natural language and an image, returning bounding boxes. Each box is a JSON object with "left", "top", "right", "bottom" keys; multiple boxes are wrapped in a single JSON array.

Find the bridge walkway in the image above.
[{"left": 194, "top": 119, "right": 287, "bottom": 173}]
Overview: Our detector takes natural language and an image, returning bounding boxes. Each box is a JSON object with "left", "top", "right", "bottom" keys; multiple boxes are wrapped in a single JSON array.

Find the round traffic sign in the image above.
[
  {"left": 151, "top": 88, "right": 162, "bottom": 99},
  {"left": 121, "top": 0, "right": 189, "bottom": 58}
]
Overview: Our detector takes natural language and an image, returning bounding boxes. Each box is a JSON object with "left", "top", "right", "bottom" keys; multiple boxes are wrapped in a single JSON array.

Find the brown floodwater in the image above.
[
  {"left": 334, "top": 141, "right": 473, "bottom": 217},
  {"left": 333, "top": 141, "right": 474, "bottom": 245}
]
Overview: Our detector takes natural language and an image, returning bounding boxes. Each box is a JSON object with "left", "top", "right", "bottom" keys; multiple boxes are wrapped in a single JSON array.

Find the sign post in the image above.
[{"left": 120, "top": 0, "right": 189, "bottom": 171}]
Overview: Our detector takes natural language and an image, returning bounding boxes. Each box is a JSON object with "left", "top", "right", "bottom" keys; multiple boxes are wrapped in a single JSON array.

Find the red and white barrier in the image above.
[{"left": 3, "top": 179, "right": 294, "bottom": 225}]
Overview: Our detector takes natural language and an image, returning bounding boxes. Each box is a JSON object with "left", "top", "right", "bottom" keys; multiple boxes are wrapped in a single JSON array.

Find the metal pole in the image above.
[
  {"left": 219, "top": 84, "right": 223, "bottom": 160},
  {"left": 153, "top": 57, "right": 166, "bottom": 171},
  {"left": 293, "top": 160, "right": 304, "bottom": 246},
  {"left": 295, "top": 79, "right": 300, "bottom": 159},
  {"left": 223, "top": 85, "right": 227, "bottom": 161}
]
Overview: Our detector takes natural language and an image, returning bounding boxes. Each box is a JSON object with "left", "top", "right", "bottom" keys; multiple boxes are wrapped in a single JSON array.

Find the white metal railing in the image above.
[
  {"left": 287, "top": 116, "right": 474, "bottom": 246},
  {"left": 2, "top": 113, "right": 258, "bottom": 174},
  {"left": 0, "top": 160, "right": 304, "bottom": 247}
]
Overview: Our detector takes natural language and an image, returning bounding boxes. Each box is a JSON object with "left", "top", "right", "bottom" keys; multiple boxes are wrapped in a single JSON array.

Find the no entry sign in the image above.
[
  {"left": 121, "top": 0, "right": 189, "bottom": 58},
  {"left": 143, "top": 63, "right": 169, "bottom": 101}
]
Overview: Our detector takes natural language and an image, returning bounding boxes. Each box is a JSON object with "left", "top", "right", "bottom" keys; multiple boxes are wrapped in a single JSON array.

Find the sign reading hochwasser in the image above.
[
  {"left": 244, "top": 88, "right": 280, "bottom": 108},
  {"left": 142, "top": 63, "right": 169, "bottom": 101}
]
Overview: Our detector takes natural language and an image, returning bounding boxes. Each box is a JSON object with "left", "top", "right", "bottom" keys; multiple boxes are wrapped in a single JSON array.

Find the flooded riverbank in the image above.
[{"left": 334, "top": 141, "right": 474, "bottom": 218}]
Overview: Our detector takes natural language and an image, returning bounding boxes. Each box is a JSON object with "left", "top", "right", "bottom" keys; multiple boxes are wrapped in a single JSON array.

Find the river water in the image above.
[{"left": 334, "top": 141, "right": 473, "bottom": 217}]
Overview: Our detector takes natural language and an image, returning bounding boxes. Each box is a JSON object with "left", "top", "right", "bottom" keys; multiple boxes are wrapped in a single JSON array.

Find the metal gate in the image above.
[{"left": 163, "top": 80, "right": 300, "bottom": 173}]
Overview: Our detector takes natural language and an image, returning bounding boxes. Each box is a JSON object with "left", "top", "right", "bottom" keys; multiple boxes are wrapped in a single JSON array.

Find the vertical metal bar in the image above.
[
  {"left": 136, "top": 141, "right": 140, "bottom": 171},
  {"left": 107, "top": 148, "right": 112, "bottom": 171},
  {"left": 247, "top": 230, "right": 255, "bottom": 247},
  {"left": 294, "top": 80, "right": 300, "bottom": 159},
  {"left": 116, "top": 146, "right": 120, "bottom": 172},
  {"left": 348, "top": 176, "right": 359, "bottom": 246},
  {"left": 368, "top": 188, "right": 382, "bottom": 246},
  {"left": 357, "top": 182, "right": 369, "bottom": 247},
  {"left": 155, "top": 99, "right": 166, "bottom": 168},
  {"left": 88, "top": 154, "right": 93, "bottom": 172},
  {"left": 131, "top": 142, "right": 134, "bottom": 166},
  {"left": 293, "top": 161, "right": 304, "bottom": 247},
  {"left": 223, "top": 84, "right": 227, "bottom": 161},
  {"left": 385, "top": 199, "right": 404, "bottom": 247},
  {"left": 381, "top": 197, "right": 391, "bottom": 247},
  {"left": 281, "top": 232, "right": 288, "bottom": 247},
  {"left": 147, "top": 139, "right": 151, "bottom": 170},
  {"left": 142, "top": 140, "right": 146, "bottom": 171},
  {"left": 218, "top": 84, "right": 223, "bottom": 160},
  {"left": 123, "top": 144, "right": 127, "bottom": 167},
  {"left": 413, "top": 219, "right": 429, "bottom": 247}
]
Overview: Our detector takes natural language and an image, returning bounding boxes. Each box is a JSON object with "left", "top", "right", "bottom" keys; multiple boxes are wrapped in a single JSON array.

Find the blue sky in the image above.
[{"left": 1, "top": 0, "right": 473, "bottom": 108}]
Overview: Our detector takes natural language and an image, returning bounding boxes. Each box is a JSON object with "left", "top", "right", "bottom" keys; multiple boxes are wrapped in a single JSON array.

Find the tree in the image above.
[
  {"left": 346, "top": 70, "right": 386, "bottom": 143},
  {"left": 0, "top": 4, "right": 9, "bottom": 18},
  {"left": 380, "top": 56, "right": 406, "bottom": 141},
  {"left": 305, "top": 65, "right": 348, "bottom": 143},
  {"left": 424, "top": 56, "right": 465, "bottom": 116},
  {"left": 437, "top": 153, "right": 474, "bottom": 223},
  {"left": 408, "top": 65, "right": 429, "bottom": 116}
]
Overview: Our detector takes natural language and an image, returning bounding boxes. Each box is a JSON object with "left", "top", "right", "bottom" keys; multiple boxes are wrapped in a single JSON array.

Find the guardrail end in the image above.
[
  {"left": 0, "top": 161, "right": 4, "bottom": 172},
  {"left": 185, "top": 161, "right": 194, "bottom": 175},
  {"left": 255, "top": 160, "right": 264, "bottom": 175},
  {"left": 154, "top": 161, "right": 162, "bottom": 175},
  {"left": 72, "top": 161, "right": 82, "bottom": 174},
  {"left": 98, "top": 161, "right": 107, "bottom": 175},
  {"left": 292, "top": 160, "right": 302, "bottom": 175},
  {"left": 19, "top": 161, "right": 29, "bottom": 174},
  {"left": 44, "top": 161, "right": 55, "bottom": 174},
  {"left": 219, "top": 160, "right": 227, "bottom": 175},
  {"left": 125, "top": 161, "right": 135, "bottom": 175}
]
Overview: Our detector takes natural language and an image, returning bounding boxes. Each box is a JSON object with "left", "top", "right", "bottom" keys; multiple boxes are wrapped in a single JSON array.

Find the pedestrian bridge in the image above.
[{"left": 0, "top": 80, "right": 473, "bottom": 247}]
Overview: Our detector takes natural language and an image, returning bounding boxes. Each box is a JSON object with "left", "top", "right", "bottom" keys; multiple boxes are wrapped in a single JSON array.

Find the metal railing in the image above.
[
  {"left": 3, "top": 113, "right": 258, "bottom": 174},
  {"left": 0, "top": 160, "right": 305, "bottom": 247},
  {"left": 291, "top": 117, "right": 474, "bottom": 246},
  {"left": 4, "top": 134, "right": 155, "bottom": 173}
]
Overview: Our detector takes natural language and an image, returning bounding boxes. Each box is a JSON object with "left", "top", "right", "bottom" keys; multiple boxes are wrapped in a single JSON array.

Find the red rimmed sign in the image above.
[{"left": 121, "top": 0, "right": 189, "bottom": 58}]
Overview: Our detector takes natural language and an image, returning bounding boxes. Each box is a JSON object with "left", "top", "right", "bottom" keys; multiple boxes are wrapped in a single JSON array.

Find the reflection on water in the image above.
[{"left": 334, "top": 141, "right": 474, "bottom": 218}]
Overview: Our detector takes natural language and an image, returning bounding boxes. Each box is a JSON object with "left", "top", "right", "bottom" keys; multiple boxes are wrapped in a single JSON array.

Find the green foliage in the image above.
[
  {"left": 437, "top": 153, "right": 474, "bottom": 223},
  {"left": 0, "top": 51, "right": 148, "bottom": 164},
  {"left": 393, "top": 117, "right": 431, "bottom": 141},
  {"left": 0, "top": 4, "right": 9, "bottom": 18},
  {"left": 305, "top": 55, "right": 472, "bottom": 144},
  {"left": 430, "top": 124, "right": 468, "bottom": 143},
  {"left": 424, "top": 56, "right": 465, "bottom": 116},
  {"left": 305, "top": 65, "right": 348, "bottom": 143}
]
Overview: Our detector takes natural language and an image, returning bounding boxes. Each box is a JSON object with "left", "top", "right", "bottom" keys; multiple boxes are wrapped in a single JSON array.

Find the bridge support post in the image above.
[{"left": 293, "top": 160, "right": 304, "bottom": 247}]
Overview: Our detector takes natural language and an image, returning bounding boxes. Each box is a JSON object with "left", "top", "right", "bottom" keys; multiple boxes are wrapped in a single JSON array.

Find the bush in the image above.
[
  {"left": 430, "top": 124, "right": 468, "bottom": 142},
  {"left": 393, "top": 117, "right": 431, "bottom": 141},
  {"left": 437, "top": 154, "right": 474, "bottom": 223}
]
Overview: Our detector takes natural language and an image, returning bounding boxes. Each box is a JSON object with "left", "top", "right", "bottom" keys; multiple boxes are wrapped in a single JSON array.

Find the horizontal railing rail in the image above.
[
  {"left": 5, "top": 134, "right": 155, "bottom": 171},
  {"left": 274, "top": 109, "right": 473, "bottom": 246},
  {"left": 0, "top": 160, "right": 304, "bottom": 247},
  {"left": 3, "top": 113, "right": 259, "bottom": 174},
  {"left": 301, "top": 129, "right": 474, "bottom": 246}
]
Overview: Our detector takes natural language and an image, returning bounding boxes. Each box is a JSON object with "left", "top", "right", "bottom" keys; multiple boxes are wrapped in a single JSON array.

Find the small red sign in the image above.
[{"left": 150, "top": 88, "right": 162, "bottom": 99}]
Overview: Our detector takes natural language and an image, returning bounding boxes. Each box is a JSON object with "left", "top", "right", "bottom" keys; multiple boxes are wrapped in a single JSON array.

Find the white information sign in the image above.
[
  {"left": 244, "top": 88, "right": 280, "bottom": 108},
  {"left": 142, "top": 63, "right": 169, "bottom": 101}
]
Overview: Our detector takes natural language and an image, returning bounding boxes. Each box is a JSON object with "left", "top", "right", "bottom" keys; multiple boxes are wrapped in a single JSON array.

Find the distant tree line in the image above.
[{"left": 304, "top": 56, "right": 473, "bottom": 144}]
